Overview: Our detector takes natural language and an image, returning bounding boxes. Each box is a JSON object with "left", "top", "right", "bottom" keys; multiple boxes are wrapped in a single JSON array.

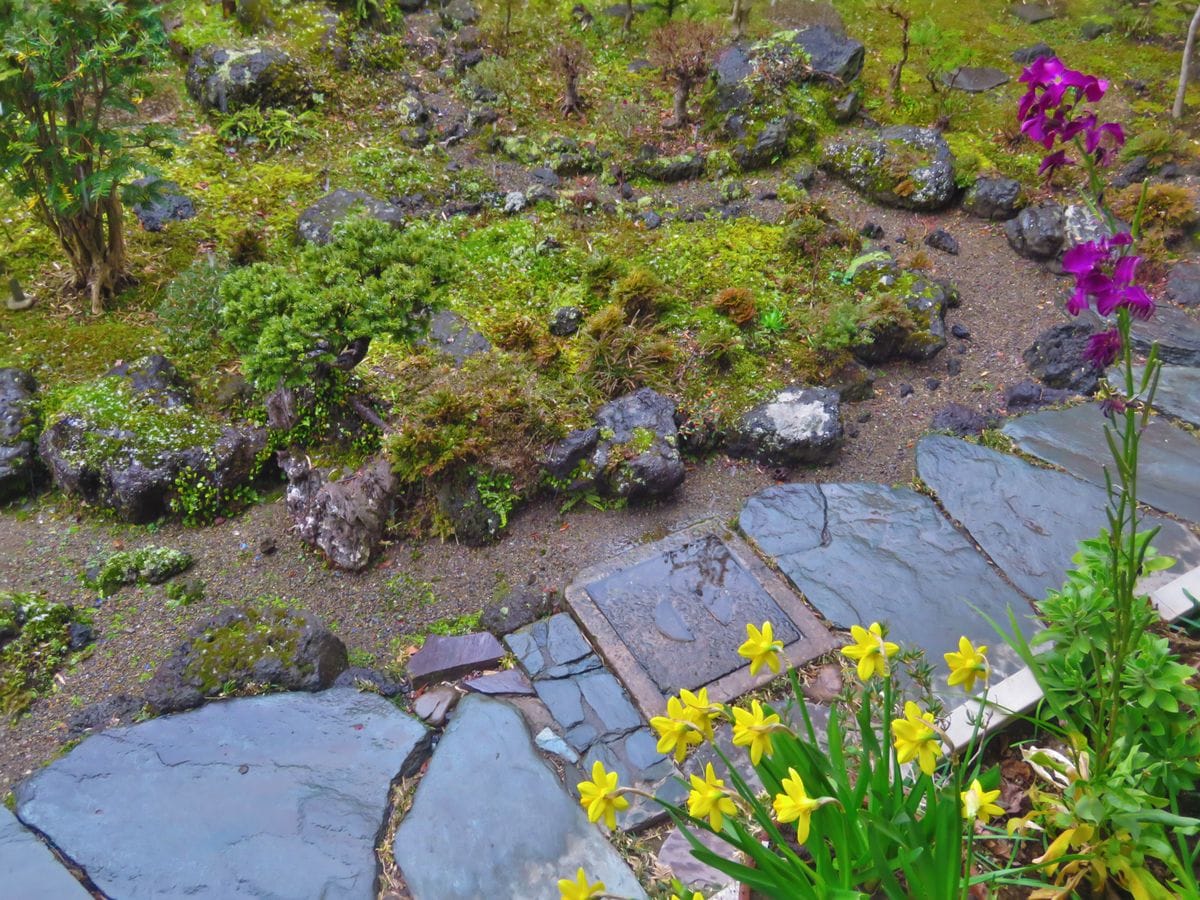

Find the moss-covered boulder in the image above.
[
  {"left": 0, "top": 368, "right": 40, "bottom": 502},
  {"left": 144, "top": 605, "right": 348, "bottom": 714},
  {"left": 821, "top": 126, "right": 958, "bottom": 211},
  {"left": 494, "top": 134, "right": 601, "bottom": 175},
  {"left": 849, "top": 260, "right": 958, "bottom": 363},
  {"left": 630, "top": 150, "right": 707, "bottom": 183},
  {"left": 1, "top": 591, "right": 92, "bottom": 718},
  {"left": 38, "top": 356, "right": 267, "bottom": 523},
  {"left": 185, "top": 44, "right": 314, "bottom": 114},
  {"left": 83, "top": 546, "right": 193, "bottom": 598},
  {"left": 296, "top": 189, "right": 404, "bottom": 246}
]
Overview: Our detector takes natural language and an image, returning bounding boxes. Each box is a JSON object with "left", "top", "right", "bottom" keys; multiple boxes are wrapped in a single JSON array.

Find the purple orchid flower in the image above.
[{"left": 1061, "top": 233, "right": 1155, "bottom": 321}]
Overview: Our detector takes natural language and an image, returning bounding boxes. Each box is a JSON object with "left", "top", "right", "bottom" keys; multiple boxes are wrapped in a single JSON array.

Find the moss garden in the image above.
[{"left": 3, "top": 0, "right": 1200, "bottom": 888}]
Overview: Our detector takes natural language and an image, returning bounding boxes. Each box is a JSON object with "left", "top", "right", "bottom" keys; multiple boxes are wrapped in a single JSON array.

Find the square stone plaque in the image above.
[{"left": 565, "top": 525, "right": 837, "bottom": 720}]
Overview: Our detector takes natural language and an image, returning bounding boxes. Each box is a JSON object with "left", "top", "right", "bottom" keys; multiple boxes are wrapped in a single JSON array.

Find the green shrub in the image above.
[
  {"left": 157, "top": 255, "right": 230, "bottom": 355},
  {"left": 220, "top": 216, "right": 453, "bottom": 387},
  {"left": 215, "top": 106, "right": 320, "bottom": 151},
  {"left": 0, "top": 592, "right": 91, "bottom": 718}
]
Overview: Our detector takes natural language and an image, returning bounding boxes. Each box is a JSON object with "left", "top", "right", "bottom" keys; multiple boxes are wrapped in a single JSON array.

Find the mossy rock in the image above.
[
  {"left": 1, "top": 591, "right": 91, "bottom": 719},
  {"left": 630, "top": 151, "right": 706, "bottom": 183},
  {"left": 83, "top": 546, "right": 193, "bottom": 598},
  {"left": 821, "top": 126, "right": 958, "bottom": 211},
  {"left": 0, "top": 368, "right": 41, "bottom": 503},
  {"left": 185, "top": 44, "right": 315, "bottom": 114},
  {"left": 145, "top": 605, "right": 348, "bottom": 714}
]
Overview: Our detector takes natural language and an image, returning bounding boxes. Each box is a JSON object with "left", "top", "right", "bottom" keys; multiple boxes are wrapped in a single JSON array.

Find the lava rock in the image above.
[
  {"left": 296, "top": 189, "right": 404, "bottom": 245},
  {"left": 144, "top": 605, "right": 348, "bottom": 715},
  {"left": 1080, "top": 21, "right": 1112, "bottom": 40},
  {"left": 831, "top": 90, "right": 861, "bottom": 123},
  {"left": 1166, "top": 262, "right": 1200, "bottom": 307},
  {"left": 899, "top": 383, "right": 914, "bottom": 397},
  {"left": 950, "top": 323, "right": 971, "bottom": 340},
  {"left": 726, "top": 386, "right": 843, "bottom": 467},
  {"left": 962, "top": 175, "right": 1025, "bottom": 220},
  {"left": 550, "top": 306, "right": 585, "bottom": 336},
  {"left": 860, "top": 221, "right": 885, "bottom": 239},
  {"left": 850, "top": 267, "right": 955, "bottom": 362},
  {"left": 925, "top": 377, "right": 941, "bottom": 391},
  {"left": 821, "top": 126, "right": 958, "bottom": 211},
  {"left": 1004, "top": 380, "right": 1076, "bottom": 412},
  {"left": 946, "top": 357, "right": 962, "bottom": 376},
  {"left": 436, "top": 471, "right": 505, "bottom": 546},
  {"left": 279, "top": 453, "right": 396, "bottom": 571},
  {"left": 924, "top": 228, "right": 959, "bottom": 255},
  {"left": 642, "top": 210, "right": 663, "bottom": 229},
  {"left": 1023, "top": 321, "right": 1102, "bottom": 393},
  {"left": 631, "top": 150, "right": 706, "bottom": 183},
  {"left": 931, "top": 403, "right": 997, "bottom": 436},
  {"left": 1005, "top": 202, "right": 1065, "bottom": 260},
  {"left": 1012, "top": 42, "right": 1054, "bottom": 64},
  {"left": 185, "top": 45, "right": 312, "bottom": 113},
  {"left": 0, "top": 368, "right": 39, "bottom": 503},
  {"left": 1063, "top": 203, "right": 1110, "bottom": 248},
  {"left": 1012, "top": 4, "right": 1055, "bottom": 24},
  {"left": 733, "top": 118, "right": 792, "bottom": 171},
  {"left": 441, "top": 0, "right": 480, "bottom": 25},
  {"left": 130, "top": 178, "right": 196, "bottom": 232},
  {"left": 784, "top": 26, "right": 865, "bottom": 83}
]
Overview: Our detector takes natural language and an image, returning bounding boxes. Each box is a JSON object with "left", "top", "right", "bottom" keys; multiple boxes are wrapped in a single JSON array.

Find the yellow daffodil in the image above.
[
  {"left": 840, "top": 622, "right": 899, "bottom": 681},
  {"left": 558, "top": 868, "right": 606, "bottom": 900},
  {"left": 891, "top": 701, "right": 943, "bottom": 776},
  {"left": 670, "top": 893, "right": 704, "bottom": 900},
  {"left": 687, "top": 762, "right": 737, "bottom": 830},
  {"left": 1033, "top": 824, "right": 1094, "bottom": 876},
  {"left": 738, "top": 621, "right": 783, "bottom": 676},
  {"left": 960, "top": 779, "right": 1005, "bottom": 824},
  {"left": 577, "top": 760, "right": 629, "bottom": 830},
  {"left": 945, "top": 636, "right": 990, "bottom": 693},
  {"left": 679, "top": 687, "right": 722, "bottom": 740},
  {"left": 650, "top": 696, "right": 704, "bottom": 762},
  {"left": 772, "top": 767, "right": 823, "bottom": 844},
  {"left": 731, "top": 699, "right": 781, "bottom": 765}
]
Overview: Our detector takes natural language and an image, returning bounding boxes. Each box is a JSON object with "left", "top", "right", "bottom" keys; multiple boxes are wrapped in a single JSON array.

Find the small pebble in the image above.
[
  {"left": 946, "top": 358, "right": 963, "bottom": 376},
  {"left": 950, "top": 323, "right": 971, "bottom": 340},
  {"left": 926, "top": 378, "right": 942, "bottom": 391},
  {"left": 924, "top": 228, "right": 960, "bottom": 255},
  {"left": 899, "top": 383, "right": 914, "bottom": 398},
  {"left": 856, "top": 411, "right": 872, "bottom": 423},
  {"left": 860, "top": 222, "right": 885, "bottom": 240}
]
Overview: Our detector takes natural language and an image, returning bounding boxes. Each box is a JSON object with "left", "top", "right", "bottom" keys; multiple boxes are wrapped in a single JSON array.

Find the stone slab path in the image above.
[
  {"left": 917, "top": 435, "right": 1200, "bottom": 599},
  {"left": 393, "top": 694, "right": 647, "bottom": 900},
  {"left": 1127, "top": 363, "right": 1200, "bottom": 428},
  {"left": 1003, "top": 403, "right": 1200, "bottom": 522},
  {"left": 15, "top": 689, "right": 430, "bottom": 899},
  {"left": 0, "top": 807, "right": 91, "bottom": 900}
]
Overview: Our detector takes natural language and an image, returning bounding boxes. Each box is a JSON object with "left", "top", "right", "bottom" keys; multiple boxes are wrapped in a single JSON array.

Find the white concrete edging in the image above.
[{"left": 946, "top": 564, "right": 1200, "bottom": 750}]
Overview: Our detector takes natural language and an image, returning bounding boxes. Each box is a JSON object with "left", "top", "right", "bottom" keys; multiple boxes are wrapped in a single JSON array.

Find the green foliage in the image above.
[
  {"left": 84, "top": 546, "right": 193, "bottom": 597},
  {"left": 0, "top": 0, "right": 173, "bottom": 308},
  {"left": 399, "top": 611, "right": 482, "bottom": 649},
  {"left": 157, "top": 255, "right": 230, "bottom": 357},
  {"left": 215, "top": 107, "right": 320, "bottom": 152},
  {"left": 168, "top": 464, "right": 259, "bottom": 526},
  {"left": 0, "top": 592, "right": 90, "bottom": 718},
  {"left": 758, "top": 306, "right": 787, "bottom": 334},
  {"left": 220, "top": 216, "right": 453, "bottom": 387},
  {"left": 474, "top": 470, "right": 518, "bottom": 529},
  {"left": 164, "top": 578, "right": 205, "bottom": 609}
]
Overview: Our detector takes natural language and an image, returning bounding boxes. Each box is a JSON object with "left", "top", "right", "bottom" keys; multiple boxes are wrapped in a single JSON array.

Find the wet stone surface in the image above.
[
  {"left": 1003, "top": 403, "right": 1200, "bottom": 523},
  {"left": 1127, "top": 364, "right": 1200, "bottom": 428},
  {"left": 394, "top": 695, "right": 647, "bottom": 900},
  {"left": 583, "top": 534, "right": 801, "bottom": 694},
  {"left": 15, "top": 689, "right": 430, "bottom": 900},
  {"left": 0, "top": 807, "right": 90, "bottom": 899},
  {"left": 1129, "top": 307, "right": 1200, "bottom": 367},
  {"left": 915, "top": 435, "right": 1200, "bottom": 599},
  {"left": 738, "top": 483, "right": 1035, "bottom": 692}
]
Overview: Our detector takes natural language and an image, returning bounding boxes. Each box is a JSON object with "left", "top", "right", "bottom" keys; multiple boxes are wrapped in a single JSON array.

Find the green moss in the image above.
[
  {"left": 0, "top": 592, "right": 91, "bottom": 719},
  {"left": 183, "top": 606, "right": 306, "bottom": 694},
  {"left": 84, "top": 546, "right": 194, "bottom": 597}
]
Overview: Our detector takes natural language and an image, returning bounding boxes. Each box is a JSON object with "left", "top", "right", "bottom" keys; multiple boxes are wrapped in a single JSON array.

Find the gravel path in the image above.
[{"left": 0, "top": 180, "right": 1068, "bottom": 794}]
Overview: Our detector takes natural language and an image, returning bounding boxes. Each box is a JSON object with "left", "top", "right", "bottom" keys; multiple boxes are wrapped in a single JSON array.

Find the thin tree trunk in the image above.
[
  {"left": 730, "top": 0, "right": 750, "bottom": 40},
  {"left": 563, "top": 75, "right": 580, "bottom": 115},
  {"left": 672, "top": 81, "right": 690, "bottom": 127},
  {"left": 1173, "top": 3, "right": 1200, "bottom": 119},
  {"left": 623, "top": 0, "right": 633, "bottom": 33},
  {"left": 887, "top": 5, "right": 911, "bottom": 106}
]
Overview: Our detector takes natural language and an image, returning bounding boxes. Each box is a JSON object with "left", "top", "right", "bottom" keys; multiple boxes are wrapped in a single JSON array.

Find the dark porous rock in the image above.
[
  {"left": 479, "top": 587, "right": 554, "bottom": 636},
  {"left": 899, "top": 382, "right": 914, "bottom": 397},
  {"left": 591, "top": 388, "right": 686, "bottom": 499},
  {"left": 1005, "top": 202, "right": 1065, "bottom": 260},
  {"left": 0, "top": 368, "right": 40, "bottom": 503},
  {"left": 1023, "top": 321, "right": 1101, "bottom": 393},
  {"left": 185, "top": 44, "right": 312, "bottom": 113},
  {"left": 826, "top": 360, "right": 876, "bottom": 401},
  {"left": 530, "top": 166, "right": 561, "bottom": 188},
  {"left": 297, "top": 188, "right": 404, "bottom": 245},
  {"left": 408, "top": 632, "right": 506, "bottom": 686},
  {"left": 525, "top": 184, "right": 556, "bottom": 205},
  {"left": 1166, "top": 262, "right": 1200, "bottom": 308},
  {"left": 280, "top": 453, "right": 396, "bottom": 571},
  {"left": 712, "top": 44, "right": 754, "bottom": 113},
  {"left": 726, "top": 386, "right": 843, "bottom": 467},
  {"left": 1111, "top": 154, "right": 1150, "bottom": 189},
  {"left": 144, "top": 605, "right": 348, "bottom": 715},
  {"left": 39, "top": 359, "right": 266, "bottom": 523},
  {"left": 419, "top": 308, "right": 492, "bottom": 365},
  {"left": 1012, "top": 42, "right": 1054, "bottom": 64},
  {"left": 436, "top": 471, "right": 505, "bottom": 545},
  {"left": 793, "top": 163, "right": 817, "bottom": 188},
  {"left": 463, "top": 669, "right": 535, "bottom": 695},
  {"left": 17, "top": 689, "right": 428, "bottom": 900},
  {"left": 441, "top": 0, "right": 480, "bottom": 25},
  {"left": 642, "top": 210, "right": 663, "bottom": 229},
  {"left": 944, "top": 66, "right": 1009, "bottom": 93},
  {"left": 821, "top": 126, "right": 958, "bottom": 211},
  {"left": 924, "top": 228, "right": 959, "bottom": 255},
  {"left": 130, "top": 177, "right": 196, "bottom": 232},
  {"left": 860, "top": 221, "right": 885, "bottom": 239},
  {"left": 946, "top": 357, "right": 962, "bottom": 376},
  {"left": 333, "top": 666, "right": 406, "bottom": 697},
  {"left": 1080, "top": 20, "right": 1112, "bottom": 40},
  {"left": 1129, "top": 306, "right": 1200, "bottom": 366},
  {"left": 550, "top": 305, "right": 585, "bottom": 336},
  {"left": 785, "top": 26, "right": 865, "bottom": 83},
  {"left": 66, "top": 694, "right": 143, "bottom": 738},
  {"left": 1004, "top": 379, "right": 1075, "bottom": 412},
  {"left": 925, "top": 377, "right": 941, "bottom": 391},
  {"left": 0, "top": 807, "right": 91, "bottom": 900},
  {"left": 545, "top": 426, "right": 601, "bottom": 484},
  {"left": 950, "top": 323, "right": 971, "bottom": 340},
  {"left": 831, "top": 90, "right": 861, "bottom": 123},
  {"left": 850, "top": 268, "right": 954, "bottom": 362},
  {"left": 394, "top": 696, "right": 646, "bottom": 898},
  {"left": 631, "top": 150, "right": 707, "bottom": 183},
  {"left": 931, "top": 403, "right": 997, "bottom": 436},
  {"left": 733, "top": 118, "right": 792, "bottom": 171},
  {"left": 963, "top": 175, "right": 1025, "bottom": 220},
  {"left": 1063, "top": 203, "right": 1110, "bottom": 249},
  {"left": 1012, "top": 3, "right": 1055, "bottom": 24}
]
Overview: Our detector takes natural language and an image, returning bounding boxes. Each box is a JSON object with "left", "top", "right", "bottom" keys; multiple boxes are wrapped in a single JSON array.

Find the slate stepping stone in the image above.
[
  {"left": 1, "top": 807, "right": 91, "bottom": 899},
  {"left": 408, "top": 632, "right": 505, "bottom": 685},
  {"left": 944, "top": 67, "right": 1010, "bottom": 93},
  {"left": 916, "top": 435, "right": 1200, "bottom": 600},
  {"left": 506, "top": 613, "right": 601, "bottom": 680},
  {"left": 1129, "top": 306, "right": 1200, "bottom": 366},
  {"left": 463, "top": 669, "right": 535, "bottom": 695},
  {"left": 1126, "top": 364, "right": 1200, "bottom": 428},
  {"left": 583, "top": 732, "right": 687, "bottom": 831},
  {"left": 739, "top": 483, "right": 1035, "bottom": 690},
  {"left": 1166, "top": 262, "right": 1200, "bottom": 307},
  {"left": 394, "top": 695, "right": 648, "bottom": 899},
  {"left": 15, "top": 689, "right": 429, "bottom": 900},
  {"left": 658, "top": 825, "right": 738, "bottom": 891},
  {"left": 1003, "top": 403, "right": 1200, "bottom": 523}
]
